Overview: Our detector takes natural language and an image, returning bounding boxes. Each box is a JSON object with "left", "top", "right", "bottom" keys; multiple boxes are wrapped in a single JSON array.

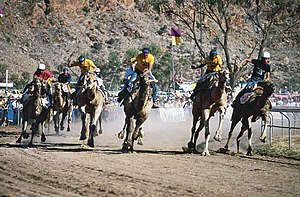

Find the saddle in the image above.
[{"left": 239, "top": 86, "right": 264, "bottom": 105}]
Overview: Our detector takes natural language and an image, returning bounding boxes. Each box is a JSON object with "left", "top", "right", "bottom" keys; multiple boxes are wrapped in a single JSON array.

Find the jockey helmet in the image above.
[
  {"left": 261, "top": 51, "right": 270, "bottom": 59},
  {"left": 95, "top": 68, "right": 100, "bottom": 73},
  {"left": 209, "top": 49, "right": 217, "bottom": 59},
  {"left": 38, "top": 63, "right": 46, "bottom": 70},
  {"left": 63, "top": 67, "right": 69, "bottom": 72},
  {"left": 142, "top": 48, "right": 150, "bottom": 54},
  {"left": 78, "top": 56, "right": 85, "bottom": 63}
]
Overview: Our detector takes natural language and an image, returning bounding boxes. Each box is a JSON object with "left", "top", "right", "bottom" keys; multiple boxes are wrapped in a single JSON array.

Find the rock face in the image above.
[{"left": 0, "top": 0, "right": 298, "bottom": 90}]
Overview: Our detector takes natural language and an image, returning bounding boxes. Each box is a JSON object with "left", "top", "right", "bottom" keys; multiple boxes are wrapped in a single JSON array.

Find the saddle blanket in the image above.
[{"left": 240, "top": 92, "right": 254, "bottom": 104}]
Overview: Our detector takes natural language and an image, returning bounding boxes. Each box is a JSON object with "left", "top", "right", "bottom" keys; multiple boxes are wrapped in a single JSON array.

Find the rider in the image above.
[
  {"left": 232, "top": 51, "right": 271, "bottom": 108},
  {"left": 21, "top": 63, "right": 53, "bottom": 107},
  {"left": 58, "top": 67, "right": 72, "bottom": 99},
  {"left": 190, "top": 49, "right": 223, "bottom": 100},
  {"left": 117, "top": 48, "right": 159, "bottom": 108},
  {"left": 68, "top": 55, "right": 97, "bottom": 104}
]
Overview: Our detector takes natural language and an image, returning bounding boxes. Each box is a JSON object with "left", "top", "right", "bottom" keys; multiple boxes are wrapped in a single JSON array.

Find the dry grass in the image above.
[{"left": 255, "top": 136, "right": 300, "bottom": 160}]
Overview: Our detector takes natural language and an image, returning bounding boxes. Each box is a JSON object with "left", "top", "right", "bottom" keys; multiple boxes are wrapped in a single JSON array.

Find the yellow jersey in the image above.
[
  {"left": 203, "top": 55, "right": 222, "bottom": 72},
  {"left": 70, "top": 59, "right": 97, "bottom": 74},
  {"left": 131, "top": 53, "right": 155, "bottom": 72}
]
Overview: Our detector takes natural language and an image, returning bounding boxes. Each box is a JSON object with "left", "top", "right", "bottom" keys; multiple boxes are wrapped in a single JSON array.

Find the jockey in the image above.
[
  {"left": 190, "top": 49, "right": 223, "bottom": 100},
  {"left": 21, "top": 63, "right": 53, "bottom": 107},
  {"left": 68, "top": 56, "right": 97, "bottom": 104},
  {"left": 58, "top": 67, "right": 72, "bottom": 98},
  {"left": 117, "top": 48, "right": 159, "bottom": 108},
  {"left": 232, "top": 51, "right": 271, "bottom": 108}
]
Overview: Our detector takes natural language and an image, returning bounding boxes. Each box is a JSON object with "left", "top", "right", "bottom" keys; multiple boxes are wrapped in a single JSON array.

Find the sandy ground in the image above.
[{"left": 0, "top": 106, "right": 299, "bottom": 197}]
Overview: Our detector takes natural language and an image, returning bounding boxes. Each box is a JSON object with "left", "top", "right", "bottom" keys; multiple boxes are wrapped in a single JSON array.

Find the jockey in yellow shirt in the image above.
[
  {"left": 117, "top": 48, "right": 159, "bottom": 108},
  {"left": 190, "top": 49, "right": 223, "bottom": 100},
  {"left": 68, "top": 56, "right": 97, "bottom": 104}
]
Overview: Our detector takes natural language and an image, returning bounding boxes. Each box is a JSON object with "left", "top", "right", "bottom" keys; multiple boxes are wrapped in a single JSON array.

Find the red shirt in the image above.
[{"left": 33, "top": 69, "right": 52, "bottom": 80}]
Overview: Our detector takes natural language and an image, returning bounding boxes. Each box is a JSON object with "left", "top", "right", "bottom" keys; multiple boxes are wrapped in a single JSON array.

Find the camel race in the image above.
[{"left": 0, "top": 1, "right": 299, "bottom": 196}]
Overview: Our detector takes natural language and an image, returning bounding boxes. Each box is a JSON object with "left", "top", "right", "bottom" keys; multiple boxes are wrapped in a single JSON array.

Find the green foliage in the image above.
[
  {"left": 125, "top": 48, "right": 139, "bottom": 60},
  {"left": 154, "top": 52, "right": 173, "bottom": 91}
]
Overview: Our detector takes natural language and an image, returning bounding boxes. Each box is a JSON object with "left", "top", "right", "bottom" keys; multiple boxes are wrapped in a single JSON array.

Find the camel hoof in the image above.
[
  {"left": 117, "top": 131, "right": 125, "bottom": 139},
  {"left": 28, "top": 142, "right": 34, "bottom": 147},
  {"left": 121, "top": 146, "right": 129, "bottom": 153},
  {"left": 87, "top": 139, "right": 94, "bottom": 147},
  {"left": 16, "top": 138, "right": 21, "bottom": 143},
  {"left": 213, "top": 135, "right": 221, "bottom": 142},
  {"left": 98, "top": 130, "right": 103, "bottom": 135},
  {"left": 79, "top": 134, "right": 87, "bottom": 141},
  {"left": 187, "top": 142, "right": 194, "bottom": 149},
  {"left": 67, "top": 127, "right": 71, "bottom": 132},
  {"left": 259, "top": 137, "right": 267, "bottom": 143},
  {"left": 182, "top": 146, "right": 193, "bottom": 153},
  {"left": 133, "top": 132, "right": 138, "bottom": 140},
  {"left": 41, "top": 135, "right": 46, "bottom": 142},
  {"left": 246, "top": 152, "right": 254, "bottom": 156},
  {"left": 137, "top": 138, "right": 143, "bottom": 146},
  {"left": 202, "top": 151, "right": 210, "bottom": 156},
  {"left": 23, "top": 133, "right": 29, "bottom": 139},
  {"left": 60, "top": 126, "right": 65, "bottom": 131},
  {"left": 218, "top": 147, "right": 229, "bottom": 154}
]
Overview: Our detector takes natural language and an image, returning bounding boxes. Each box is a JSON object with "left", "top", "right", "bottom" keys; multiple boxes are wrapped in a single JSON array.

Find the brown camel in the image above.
[
  {"left": 77, "top": 72, "right": 105, "bottom": 147},
  {"left": 16, "top": 78, "right": 50, "bottom": 146},
  {"left": 119, "top": 72, "right": 153, "bottom": 152},
  {"left": 52, "top": 82, "right": 73, "bottom": 133},
  {"left": 185, "top": 70, "right": 229, "bottom": 155},
  {"left": 223, "top": 81, "right": 275, "bottom": 156}
]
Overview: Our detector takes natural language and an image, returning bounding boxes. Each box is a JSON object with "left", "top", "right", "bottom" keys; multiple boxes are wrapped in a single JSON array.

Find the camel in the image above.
[
  {"left": 119, "top": 72, "right": 153, "bottom": 152},
  {"left": 16, "top": 78, "right": 51, "bottom": 146},
  {"left": 223, "top": 80, "right": 275, "bottom": 156},
  {"left": 185, "top": 70, "right": 229, "bottom": 156},
  {"left": 52, "top": 82, "right": 73, "bottom": 133},
  {"left": 76, "top": 72, "right": 105, "bottom": 147}
]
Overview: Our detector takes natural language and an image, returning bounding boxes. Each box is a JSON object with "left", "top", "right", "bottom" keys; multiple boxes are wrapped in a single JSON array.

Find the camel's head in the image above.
[
  {"left": 86, "top": 72, "right": 98, "bottom": 90},
  {"left": 263, "top": 80, "right": 275, "bottom": 97},
  {"left": 54, "top": 83, "right": 62, "bottom": 96}
]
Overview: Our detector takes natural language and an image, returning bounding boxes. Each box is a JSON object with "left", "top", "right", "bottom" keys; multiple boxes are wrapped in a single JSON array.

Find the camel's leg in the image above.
[
  {"left": 67, "top": 103, "right": 73, "bottom": 132},
  {"left": 118, "top": 122, "right": 127, "bottom": 140},
  {"left": 88, "top": 105, "right": 103, "bottom": 147},
  {"left": 202, "top": 109, "right": 211, "bottom": 156},
  {"left": 16, "top": 119, "right": 29, "bottom": 143},
  {"left": 259, "top": 114, "right": 269, "bottom": 143},
  {"left": 246, "top": 119, "right": 253, "bottom": 156},
  {"left": 193, "top": 118, "right": 204, "bottom": 153},
  {"left": 187, "top": 113, "right": 200, "bottom": 151},
  {"left": 236, "top": 117, "right": 250, "bottom": 154},
  {"left": 60, "top": 111, "right": 66, "bottom": 131},
  {"left": 214, "top": 107, "right": 226, "bottom": 142},
  {"left": 79, "top": 107, "right": 87, "bottom": 140},
  {"left": 98, "top": 113, "right": 103, "bottom": 135},
  {"left": 122, "top": 117, "right": 134, "bottom": 152},
  {"left": 224, "top": 114, "right": 240, "bottom": 151},
  {"left": 40, "top": 121, "right": 46, "bottom": 142},
  {"left": 53, "top": 110, "right": 59, "bottom": 134},
  {"left": 28, "top": 121, "right": 40, "bottom": 146},
  {"left": 137, "top": 127, "right": 144, "bottom": 145}
]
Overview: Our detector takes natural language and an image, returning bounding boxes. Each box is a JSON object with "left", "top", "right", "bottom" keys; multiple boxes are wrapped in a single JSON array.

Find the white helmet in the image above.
[
  {"left": 95, "top": 68, "right": 100, "bottom": 73},
  {"left": 38, "top": 63, "right": 46, "bottom": 70},
  {"left": 261, "top": 51, "right": 270, "bottom": 59}
]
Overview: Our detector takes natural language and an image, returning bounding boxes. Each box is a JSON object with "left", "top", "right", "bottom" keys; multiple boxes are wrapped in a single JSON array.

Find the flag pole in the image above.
[{"left": 171, "top": 45, "right": 175, "bottom": 92}]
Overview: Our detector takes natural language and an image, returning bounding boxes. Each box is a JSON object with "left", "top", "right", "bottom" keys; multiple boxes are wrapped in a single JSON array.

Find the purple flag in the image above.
[{"left": 170, "top": 28, "right": 181, "bottom": 37}]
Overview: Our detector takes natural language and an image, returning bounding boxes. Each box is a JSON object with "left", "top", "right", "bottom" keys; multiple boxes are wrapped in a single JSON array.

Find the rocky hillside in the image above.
[{"left": 0, "top": 0, "right": 299, "bottom": 91}]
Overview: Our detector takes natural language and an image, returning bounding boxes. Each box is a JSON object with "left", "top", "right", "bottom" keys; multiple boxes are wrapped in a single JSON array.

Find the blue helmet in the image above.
[
  {"left": 63, "top": 67, "right": 69, "bottom": 72},
  {"left": 78, "top": 56, "right": 85, "bottom": 63},
  {"left": 209, "top": 49, "right": 217, "bottom": 59},
  {"left": 142, "top": 48, "right": 150, "bottom": 54}
]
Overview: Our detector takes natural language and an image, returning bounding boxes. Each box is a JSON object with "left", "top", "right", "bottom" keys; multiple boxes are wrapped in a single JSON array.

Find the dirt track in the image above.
[{"left": 0, "top": 108, "right": 299, "bottom": 197}]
